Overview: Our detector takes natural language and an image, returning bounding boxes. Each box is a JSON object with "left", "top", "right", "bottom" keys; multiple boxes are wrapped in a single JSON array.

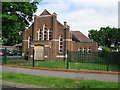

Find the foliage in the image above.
[
  {"left": 2, "top": 71, "right": 119, "bottom": 88},
  {"left": 102, "top": 46, "right": 111, "bottom": 52},
  {"left": 88, "top": 26, "right": 120, "bottom": 48},
  {"left": 2, "top": 1, "right": 39, "bottom": 45}
]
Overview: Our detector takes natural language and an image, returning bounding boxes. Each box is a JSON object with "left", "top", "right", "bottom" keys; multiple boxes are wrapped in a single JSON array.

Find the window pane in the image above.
[
  {"left": 44, "top": 31, "right": 47, "bottom": 33},
  {"left": 60, "top": 46, "right": 62, "bottom": 48},
  {"left": 44, "top": 38, "right": 46, "bottom": 40},
  {"left": 60, "top": 38, "right": 63, "bottom": 41},
  {"left": 60, "top": 42, "right": 62, "bottom": 45},
  {"left": 60, "top": 50, "right": 62, "bottom": 53}
]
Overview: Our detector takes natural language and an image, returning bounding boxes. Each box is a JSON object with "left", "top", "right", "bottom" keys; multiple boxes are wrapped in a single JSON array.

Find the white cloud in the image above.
[
  {"left": 34, "top": 0, "right": 118, "bottom": 37},
  {"left": 35, "top": 1, "right": 70, "bottom": 15}
]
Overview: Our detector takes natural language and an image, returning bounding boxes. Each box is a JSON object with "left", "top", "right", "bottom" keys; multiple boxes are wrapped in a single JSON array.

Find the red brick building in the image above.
[{"left": 22, "top": 9, "right": 98, "bottom": 60}]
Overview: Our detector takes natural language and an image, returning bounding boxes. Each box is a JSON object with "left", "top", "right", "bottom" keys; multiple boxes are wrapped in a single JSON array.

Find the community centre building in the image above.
[{"left": 22, "top": 9, "right": 98, "bottom": 61}]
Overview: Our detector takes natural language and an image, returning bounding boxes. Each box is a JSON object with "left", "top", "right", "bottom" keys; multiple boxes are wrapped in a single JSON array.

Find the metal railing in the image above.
[{"left": 2, "top": 49, "right": 120, "bottom": 72}]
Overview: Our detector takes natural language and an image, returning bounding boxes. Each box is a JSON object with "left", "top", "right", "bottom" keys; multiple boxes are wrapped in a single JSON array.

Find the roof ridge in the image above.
[
  {"left": 71, "top": 31, "right": 92, "bottom": 42},
  {"left": 39, "top": 9, "right": 51, "bottom": 16}
]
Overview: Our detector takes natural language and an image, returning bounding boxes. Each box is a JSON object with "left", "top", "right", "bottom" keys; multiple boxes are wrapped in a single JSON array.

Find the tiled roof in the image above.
[{"left": 71, "top": 31, "right": 92, "bottom": 42}]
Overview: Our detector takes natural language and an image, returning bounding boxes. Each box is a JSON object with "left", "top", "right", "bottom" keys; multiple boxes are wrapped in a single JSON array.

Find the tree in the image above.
[
  {"left": 2, "top": 1, "right": 39, "bottom": 45},
  {"left": 88, "top": 26, "right": 120, "bottom": 49}
]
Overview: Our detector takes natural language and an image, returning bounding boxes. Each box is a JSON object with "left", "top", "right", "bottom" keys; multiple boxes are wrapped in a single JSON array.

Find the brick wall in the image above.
[{"left": 22, "top": 10, "right": 98, "bottom": 61}]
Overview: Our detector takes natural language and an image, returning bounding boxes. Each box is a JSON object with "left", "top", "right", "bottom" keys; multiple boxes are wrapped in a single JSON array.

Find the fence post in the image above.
[
  {"left": 3, "top": 48, "right": 7, "bottom": 64},
  {"left": 32, "top": 49, "right": 35, "bottom": 67},
  {"left": 66, "top": 50, "right": 69, "bottom": 69},
  {"left": 106, "top": 52, "right": 109, "bottom": 71}
]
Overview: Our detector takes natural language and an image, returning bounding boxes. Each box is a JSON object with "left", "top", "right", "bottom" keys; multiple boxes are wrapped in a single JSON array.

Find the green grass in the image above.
[
  {"left": 0, "top": 39, "right": 2, "bottom": 45},
  {"left": 16, "top": 61, "right": 119, "bottom": 72},
  {"left": 0, "top": 71, "right": 2, "bottom": 80},
  {"left": 2, "top": 71, "right": 119, "bottom": 88}
]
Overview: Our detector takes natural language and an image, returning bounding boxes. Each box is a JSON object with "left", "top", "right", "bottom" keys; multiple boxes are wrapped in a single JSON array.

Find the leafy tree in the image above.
[
  {"left": 88, "top": 29, "right": 101, "bottom": 45},
  {"left": 2, "top": 1, "right": 39, "bottom": 45},
  {"left": 88, "top": 26, "right": 120, "bottom": 49}
]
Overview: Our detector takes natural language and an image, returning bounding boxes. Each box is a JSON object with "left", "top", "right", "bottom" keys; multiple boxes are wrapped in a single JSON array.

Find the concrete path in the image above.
[{"left": 2, "top": 66, "right": 119, "bottom": 82}]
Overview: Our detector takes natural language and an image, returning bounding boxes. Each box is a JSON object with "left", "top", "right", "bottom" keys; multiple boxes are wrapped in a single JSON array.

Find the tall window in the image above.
[
  {"left": 28, "top": 36, "right": 31, "bottom": 48},
  {"left": 38, "top": 29, "right": 42, "bottom": 40},
  {"left": 59, "top": 35, "right": 63, "bottom": 53},
  {"left": 48, "top": 29, "right": 52, "bottom": 40},
  {"left": 43, "top": 24, "right": 47, "bottom": 40}
]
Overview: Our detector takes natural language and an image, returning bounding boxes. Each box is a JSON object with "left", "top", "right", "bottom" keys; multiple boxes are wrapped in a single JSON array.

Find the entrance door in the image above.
[{"left": 34, "top": 46, "right": 44, "bottom": 60}]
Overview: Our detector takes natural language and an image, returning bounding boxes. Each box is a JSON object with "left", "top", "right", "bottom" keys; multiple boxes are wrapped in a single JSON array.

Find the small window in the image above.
[
  {"left": 78, "top": 47, "right": 82, "bottom": 53},
  {"left": 83, "top": 48, "right": 87, "bottom": 53},
  {"left": 88, "top": 47, "right": 91, "bottom": 53}
]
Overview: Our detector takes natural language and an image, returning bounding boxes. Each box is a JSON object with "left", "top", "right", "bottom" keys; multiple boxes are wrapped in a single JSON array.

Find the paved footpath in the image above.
[{"left": 2, "top": 66, "right": 119, "bottom": 82}]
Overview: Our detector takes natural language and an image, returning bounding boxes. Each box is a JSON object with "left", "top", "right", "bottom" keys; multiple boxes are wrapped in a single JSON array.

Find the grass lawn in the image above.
[
  {"left": 2, "top": 71, "right": 119, "bottom": 88},
  {"left": 16, "top": 61, "right": 118, "bottom": 72}
]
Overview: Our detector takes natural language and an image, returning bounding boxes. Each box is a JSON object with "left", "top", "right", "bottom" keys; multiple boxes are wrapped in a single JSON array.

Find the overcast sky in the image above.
[{"left": 34, "top": 0, "right": 119, "bottom": 37}]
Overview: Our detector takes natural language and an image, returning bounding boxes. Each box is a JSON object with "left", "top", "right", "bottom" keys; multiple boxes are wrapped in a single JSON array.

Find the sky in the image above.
[{"left": 34, "top": 0, "right": 119, "bottom": 37}]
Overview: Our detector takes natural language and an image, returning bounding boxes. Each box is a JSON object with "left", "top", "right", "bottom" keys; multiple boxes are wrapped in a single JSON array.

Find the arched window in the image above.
[
  {"left": 88, "top": 47, "right": 91, "bottom": 53},
  {"left": 43, "top": 24, "right": 47, "bottom": 40},
  {"left": 83, "top": 48, "right": 87, "bottom": 53},
  {"left": 28, "top": 36, "right": 31, "bottom": 48},
  {"left": 59, "top": 35, "right": 63, "bottom": 53},
  {"left": 78, "top": 47, "right": 82, "bottom": 53},
  {"left": 48, "top": 29, "right": 52, "bottom": 40}
]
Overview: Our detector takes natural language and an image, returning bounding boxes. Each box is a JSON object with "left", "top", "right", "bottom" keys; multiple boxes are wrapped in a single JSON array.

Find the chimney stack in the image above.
[
  {"left": 52, "top": 12, "right": 57, "bottom": 16},
  {"left": 64, "top": 21, "right": 67, "bottom": 26}
]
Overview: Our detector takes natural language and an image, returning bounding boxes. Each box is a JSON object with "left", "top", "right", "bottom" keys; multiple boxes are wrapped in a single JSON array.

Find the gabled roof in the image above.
[
  {"left": 71, "top": 31, "right": 92, "bottom": 42},
  {"left": 40, "top": 9, "right": 51, "bottom": 16}
]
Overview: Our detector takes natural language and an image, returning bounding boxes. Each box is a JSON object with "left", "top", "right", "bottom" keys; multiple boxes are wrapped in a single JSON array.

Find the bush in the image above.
[{"left": 102, "top": 46, "right": 111, "bottom": 52}]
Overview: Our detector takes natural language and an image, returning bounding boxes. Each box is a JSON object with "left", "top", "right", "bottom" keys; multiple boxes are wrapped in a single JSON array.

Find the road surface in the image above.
[{"left": 1, "top": 65, "right": 119, "bottom": 82}]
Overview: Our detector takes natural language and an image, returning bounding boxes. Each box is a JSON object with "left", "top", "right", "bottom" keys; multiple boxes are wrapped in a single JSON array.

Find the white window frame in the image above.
[
  {"left": 48, "top": 29, "right": 49, "bottom": 40},
  {"left": 28, "top": 36, "right": 31, "bottom": 48},
  {"left": 38, "top": 30, "right": 40, "bottom": 40}
]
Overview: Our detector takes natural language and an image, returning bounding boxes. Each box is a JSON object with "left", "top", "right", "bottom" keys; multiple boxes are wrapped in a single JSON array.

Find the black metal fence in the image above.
[
  {"left": 67, "top": 51, "right": 120, "bottom": 72},
  {"left": 2, "top": 49, "right": 120, "bottom": 72}
]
